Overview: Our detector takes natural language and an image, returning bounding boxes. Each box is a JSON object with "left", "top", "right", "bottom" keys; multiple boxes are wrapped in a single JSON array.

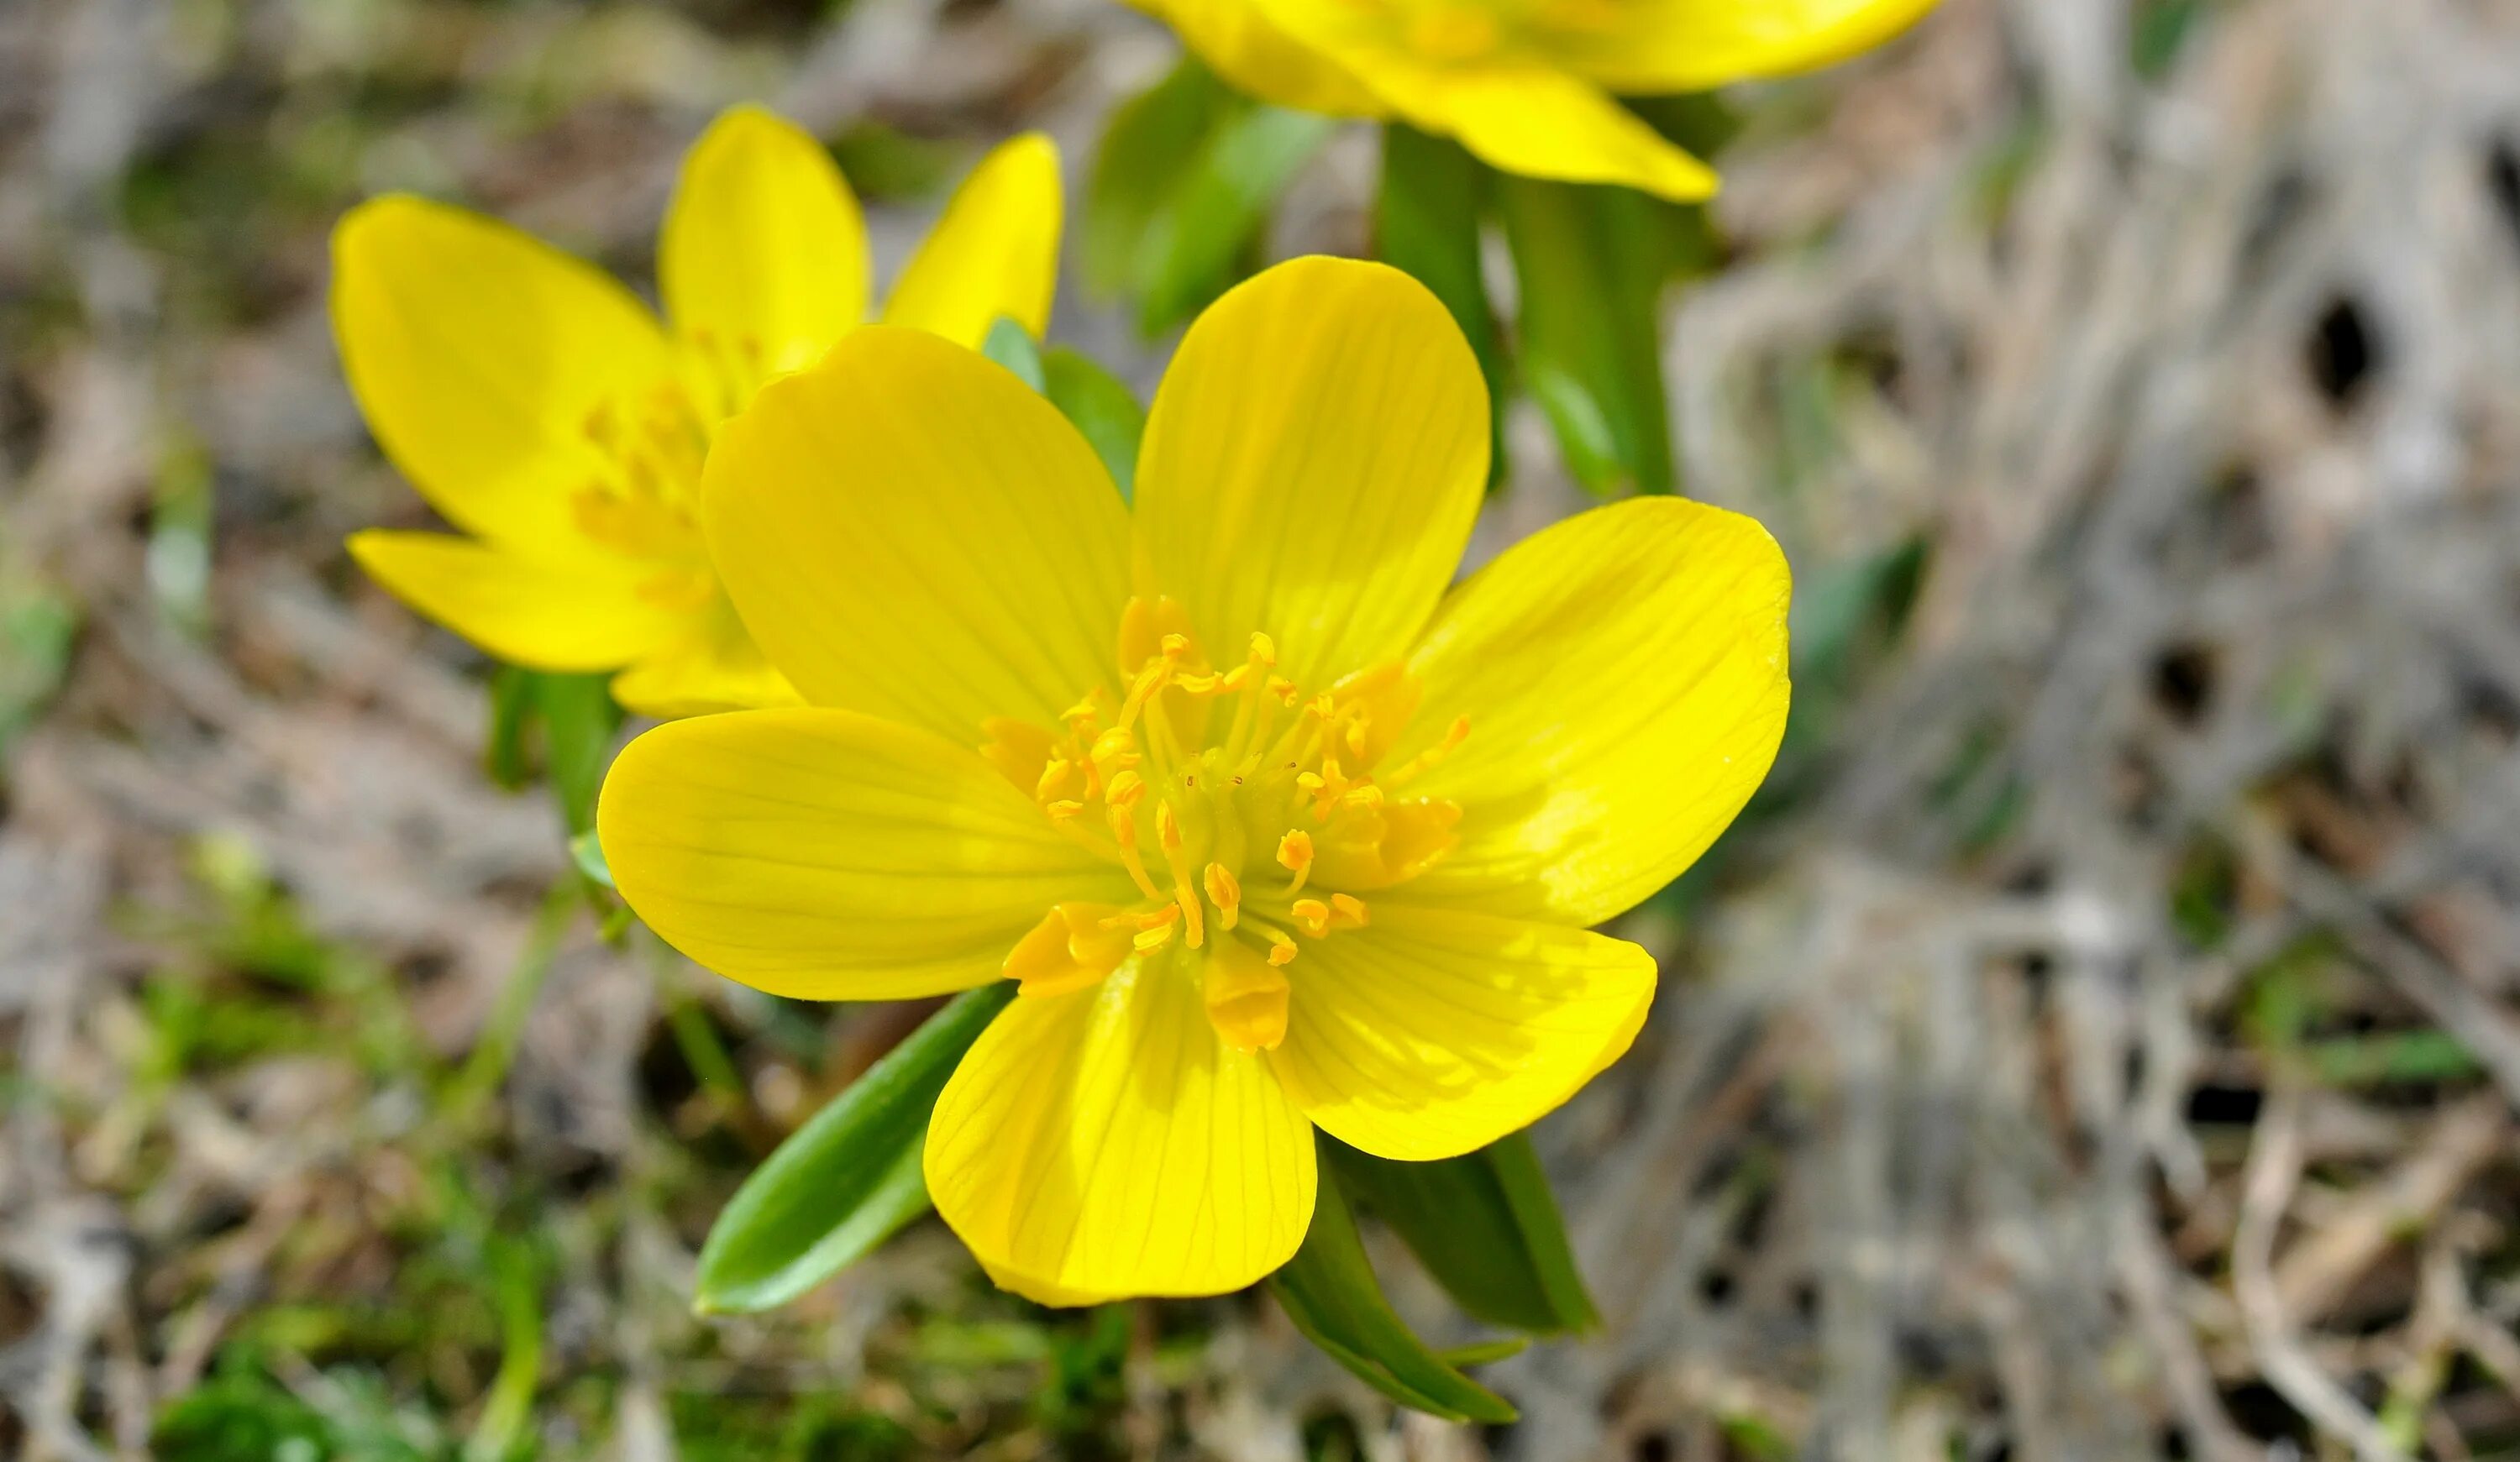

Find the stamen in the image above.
[
  {"left": 1329, "top": 893, "right": 1370, "bottom": 930},
  {"left": 1278, "top": 829, "right": 1314, "bottom": 895},
  {"left": 1263, "top": 928, "right": 1299, "bottom": 966},
  {"left": 1108, "top": 805, "right": 1163, "bottom": 899},
  {"left": 1131, "top": 903, "right": 1181, "bottom": 952},
  {"left": 1005, "top": 903, "right": 1131, "bottom": 997},
  {"left": 1385, "top": 715, "right": 1472, "bottom": 786},
  {"left": 1203, "top": 862, "right": 1242, "bottom": 930},
  {"left": 1157, "top": 801, "right": 1204, "bottom": 948},
  {"left": 1292, "top": 898, "right": 1331, "bottom": 937}
]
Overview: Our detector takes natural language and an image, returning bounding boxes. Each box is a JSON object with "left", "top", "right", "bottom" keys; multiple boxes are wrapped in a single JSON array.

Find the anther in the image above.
[
  {"left": 1204, "top": 862, "right": 1242, "bottom": 930},
  {"left": 1132, "top": 904, "right": 1181, "bottom": 952},
  {"left": 1329, "top": 893, "right": 1370, "bottom": 930},
  {"left": 1263, "top": 929, "right": 1299, "bottom": 966},
  {"left": 1278, "top": 829, "right": 1314, "bottom": 895},
  {"left": 1292, "top": 899, "right": 1331, "bottom": 937}
]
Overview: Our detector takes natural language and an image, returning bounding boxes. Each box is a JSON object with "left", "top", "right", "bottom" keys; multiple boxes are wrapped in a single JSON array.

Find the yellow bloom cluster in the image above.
[
  {"left": 335, "top": 108, "right": 1060, "bottom": 715},
  {"left": 336, "top": 103, "right": 1803, "bottom": 1306},
  {"left": 594, "top": 256, "right": 1790, "bottom": 1302},
  {"left": 1128, "top": 0, "right": 1940, "bottom": 199}
]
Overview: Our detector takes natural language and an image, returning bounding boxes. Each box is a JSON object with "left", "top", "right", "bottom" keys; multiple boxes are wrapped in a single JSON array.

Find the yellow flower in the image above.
[
  {"left": 334, "top": 107, "right": 1063, "bottom": 716},
  {"left": 596, "top": 256, "right": 1790, "bottom": 1302},
  {"left": 1129, "top": 0, "right": 1938, "bottom": 200}
]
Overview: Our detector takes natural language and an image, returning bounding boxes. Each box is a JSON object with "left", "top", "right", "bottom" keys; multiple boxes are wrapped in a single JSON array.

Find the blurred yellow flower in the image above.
[
  {"left": 1132, "top": 0, "right": 1938, "bottom": 199},
  {"left": 596, "top": 256, "right": 1790, "bottom": 1302},
  {"left": 334, "top": 107, "right": 1062, "bottom": 715}
]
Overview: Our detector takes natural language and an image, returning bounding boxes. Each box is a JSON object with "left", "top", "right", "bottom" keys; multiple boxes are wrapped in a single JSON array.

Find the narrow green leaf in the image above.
[
  {"left": 1497, "top": 177, "right": 1681, "bottom": 495},
  {"left": 1133, "top": 107, "right": 1336, "bottom": 336},
  {"left": 533, "top": 672, "right": 619, "bottom": 836},
  {"left": 1324, "top": 1131, "right": 1598, "bottom": 1334},
  {"left": 980, "top": 317, "right": 1047, "bottom": 393},
  {"left": 1626, "top": 92, "right": 1746, "bottom": 164},
  {"left": 1084, "top": 57, "right": 1235, "bottom": 298},
  {"left": 483, "top": 665, "right": 535, "bottom": 790},
  {"left": 1378, "top": 124, "right": 1507, "bottom": 487},
  {"left": 1042, "top": 348, "right": 1146, "bottom": 500},
  {"left": 696, "top": 983, "right": 1016, "bottom": 1313},
  {"left": 1267, "top": 1157, "right": 1519, "bottom": 1423},
  {"left": 1437, "top": 1337, "right": 1530, "bottom": 1368}
]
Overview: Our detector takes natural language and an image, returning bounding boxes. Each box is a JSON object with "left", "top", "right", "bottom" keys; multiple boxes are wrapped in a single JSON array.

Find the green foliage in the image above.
[
  {"left": 2131, "top": 0, "right": 2209, "bottom": 79},
  {"left": 696, "top": 984, "right": 1016, "bottom": 1313},
  {"left": 979, "top": 316, "right": 1048, "bottom": 391},
  {"left": 484, "top": 668, "right": 622, "bottom": 836},
  {"left": 1085, "top": 57, "right": 1334, "bottom": 337},
  {"left": 0, "top": 564, "right": 76, "bottom": 754},
  {"left": 1267, "top": 1154, "right": 1518, "bottom": 1423},
  {"left": 155, "top": 1363, "right": 339, "bottom": 1462},
  {"left": 1042, "top": 348, "right": 1147, "bottom": 500},
  {"left": 1323, "top": 1131, "right": 1597, "bottom": 1334},
  {"left": 1378, "top": 126, "right": 1508, "bottom": 485},
  {"left": 827, "top": 119, "right": 963, "bottom": 202},
  {"left": 1497, "top": 176, "right": 1687, "bottom": 495}
]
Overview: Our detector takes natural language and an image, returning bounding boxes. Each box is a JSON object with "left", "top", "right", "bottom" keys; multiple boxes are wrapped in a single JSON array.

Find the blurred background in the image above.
[{"left": 8, "top": 0, "right": 2520, "bottom": 1458}]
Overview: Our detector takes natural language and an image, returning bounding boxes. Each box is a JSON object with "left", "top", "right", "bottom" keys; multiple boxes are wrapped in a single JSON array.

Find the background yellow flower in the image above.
[
  {"left": 334, "top": 107, "right": 1062, "bottom": 716},
  {"left": 1124, "top": 0, "right": 1939, "bottom": 198},
  {"left": 597, "top": 256, "right": 1790, "bottom": 1302}
]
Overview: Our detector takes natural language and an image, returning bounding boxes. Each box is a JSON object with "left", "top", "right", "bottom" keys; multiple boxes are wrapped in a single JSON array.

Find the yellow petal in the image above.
[
  {"left": 606, "top": 598, "right": 802, "bottom": 718},
  {"left": 879, "top": 134, "right": 1063, "bottom": 349},
  {"left": 1371, "top": 58, "right": 1717, "bottom": 201},
  {"left": 1266, "top": 904, "right": 1655, "bottom": 1161},
  {"left": 925, "top": 955, "right": 1317, "bottom": 1302},
  {"left": 1399, "top": 497, "right": 1790, "bottom": 926},
  {"left": 1533, "top": 0, "right": 1940, "bottom": 95},
  {"left": 1133, "top": 256, "right": 1487, "bottom": 691},
  {"left": 599, "top": 708, "right": 1131, "bottom": 1000},
  {"left": 659, "top": 105, "right": 870, "bottom": 383},
  {"left": 347, "top": 529, "right": 685, "bottom": 671},
  {"left": 701, "top": 325, "right": 1131, "bottom": 743},
  {"left": 1122, "top": 0, "right": 1384, "bottom": 115},
  {"left": 332, "top": 196, "right": 675, "bottom": 548}
]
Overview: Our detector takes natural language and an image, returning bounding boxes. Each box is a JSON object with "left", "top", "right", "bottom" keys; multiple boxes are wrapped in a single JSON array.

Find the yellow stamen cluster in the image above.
[
  {"left": 568, "top": 329, "right": 776, "bottom": 604},
  {"left": 990, "top": 597, "right": 1471, "bottom": 1054}
]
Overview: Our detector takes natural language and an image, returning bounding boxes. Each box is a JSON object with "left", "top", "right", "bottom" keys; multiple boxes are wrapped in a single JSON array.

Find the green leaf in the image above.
[
  {"left": 1627, "top": 92, "right": 1746, "bottom": 163},
  {"left": 1084, "top": 55, "right": 1333, "bottom": 336},
  {"left": 1498, "top": 177, "right": 1683, "bottom": 495},
  {"left": 534, "top": 672, "right": 619, "bottom": 835},
  {"left": 567, "top": 831, "right": 613, "bottom": 890},
  {"left": 695, "top": 983, "right": 1016, "bottom": 1313},
  {"left": 1378, "top": 125, "right": 1507, "bottom": 487},
  {"left": 1132, "top": 107, "right": 1336, "bottom": 336},
  {"left": 1324, "top": 1131, "right": 1599, "bottom": 1334},
  {"left": 1084, "top": 57, "right": 1236, "bottom": 297},
  {"left": 1042, "top": 348, "right": 1146, "bottom": 500},
  {"left": 981, "top": 316, "right": 1047, "bottom": 393},
  {"left": 1267, "top": 1155, "right": 1519, "bottom": 1423},
  {"left": 484, "top": 669, "right": 622, "bottom": 833}
]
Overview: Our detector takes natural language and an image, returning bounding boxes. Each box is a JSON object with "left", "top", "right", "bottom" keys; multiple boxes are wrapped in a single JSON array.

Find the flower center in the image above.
[
  {"left": 984, "top": 596, "right": 1469, "bottom": 1053},
  {"left": 569, "top": 329, "right": 773, "bottom": 611}
]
